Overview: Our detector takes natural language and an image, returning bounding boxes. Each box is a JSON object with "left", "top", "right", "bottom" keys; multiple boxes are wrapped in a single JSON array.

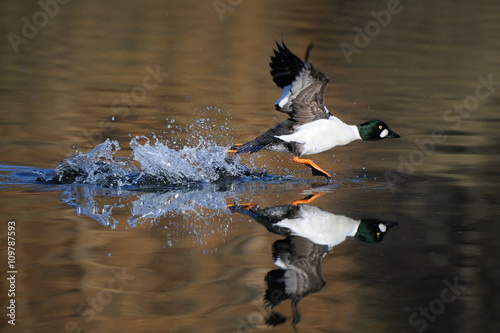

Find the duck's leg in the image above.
[
  {"left": 227, "top": 202, "right": 259, "bottom": 216},
  {"left": 228, "top": 143, "right": 242, "bottom": 153},
  {"left": 292, "top": 156, "right": 331, "bottom": 180},
  {"left": 228, "top": 202, "right": 257, "bottom": 209},
  {"left": 291, "top": 192, "right": 326, "bottom": 205}
]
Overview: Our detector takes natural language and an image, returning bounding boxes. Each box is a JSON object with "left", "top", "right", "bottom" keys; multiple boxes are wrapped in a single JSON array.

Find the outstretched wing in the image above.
[{"left": 270, "top": 41, "right": 331, "bottom": 124}]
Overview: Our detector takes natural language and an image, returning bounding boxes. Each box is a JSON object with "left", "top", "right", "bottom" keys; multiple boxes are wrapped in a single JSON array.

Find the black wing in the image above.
[{"left": 269, "top": 41, "right": 331, "bottom": 124}]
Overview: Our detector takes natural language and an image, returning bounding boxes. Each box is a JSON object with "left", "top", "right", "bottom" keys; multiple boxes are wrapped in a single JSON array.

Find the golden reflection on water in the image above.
[{"left": 1, "top": 0, "right": 500, "bottom": 332}]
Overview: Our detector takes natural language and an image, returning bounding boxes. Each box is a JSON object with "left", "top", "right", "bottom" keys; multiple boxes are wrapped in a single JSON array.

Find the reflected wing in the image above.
[{"left": 270, "top": 41, "right": 331, "bottom": 123}]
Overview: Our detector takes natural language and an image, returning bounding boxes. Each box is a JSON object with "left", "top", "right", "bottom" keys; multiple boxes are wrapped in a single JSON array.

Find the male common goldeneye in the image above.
[
  {"left": 228, "top": 196, "right": 397, "bottom": 328},
  {"left": 229, "top": 196, "right": 398, "bottom": 248},
  {"left": 230, "top": 41, "right": 400, "bottom": 179}
]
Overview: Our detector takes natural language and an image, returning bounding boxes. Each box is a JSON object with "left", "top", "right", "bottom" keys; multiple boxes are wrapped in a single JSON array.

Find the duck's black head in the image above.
[
  {"left": 355, "top": 219, "right": 398, "bottom": 243},
  {"left": 357, "top": 120, "right": 400, "bottom": 141}
]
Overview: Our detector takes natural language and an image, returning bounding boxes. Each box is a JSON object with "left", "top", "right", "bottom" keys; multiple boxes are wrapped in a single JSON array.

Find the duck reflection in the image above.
[{"left": 228, "top": 194, "right": 397, "bottom": 329}]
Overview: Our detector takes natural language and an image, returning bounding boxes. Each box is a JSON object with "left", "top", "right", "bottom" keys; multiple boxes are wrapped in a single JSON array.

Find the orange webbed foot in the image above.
[
  {"left": 227, "top": 202, "right": 258, "bottom": 213},
  {"left": 228, "top": 143, "right": 242, "bottom": 153},
  {"left": 292, "top": 156, "right": 332, "bottom": 180},
  {"left": 291, "top": 192, "right": 326, "bottom": 205}
]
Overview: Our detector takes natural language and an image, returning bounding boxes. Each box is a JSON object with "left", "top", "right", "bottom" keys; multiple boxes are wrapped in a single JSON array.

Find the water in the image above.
[{"left": 1, "top": 0, "right": 500, "bottom": 332}]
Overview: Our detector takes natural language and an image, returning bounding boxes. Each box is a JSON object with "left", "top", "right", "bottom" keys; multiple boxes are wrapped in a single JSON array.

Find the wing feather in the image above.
[{"left": 269, "top": 41, "right": 331, "bottom": 124}]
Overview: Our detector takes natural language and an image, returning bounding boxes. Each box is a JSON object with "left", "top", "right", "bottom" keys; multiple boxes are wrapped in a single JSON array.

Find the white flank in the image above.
[
  {"left": 276, "top": 117, "right": 361, "bottom": 155},
  {"left": 276, "top": 205, "right": 360, "bottom": 247}
]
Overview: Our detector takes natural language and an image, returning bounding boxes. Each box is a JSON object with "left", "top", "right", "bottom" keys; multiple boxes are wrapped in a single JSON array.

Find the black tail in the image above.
[
  {"left": 230, "top": 141, "right": 266, "bottom": 154},
  {"left": 230, "top": 119, "right": 295, "bottom": 154}
]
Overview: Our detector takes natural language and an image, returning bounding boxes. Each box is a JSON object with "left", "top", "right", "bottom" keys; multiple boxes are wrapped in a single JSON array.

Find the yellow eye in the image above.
[{"left": 378, "top": 125, "right": 383, "bottom": 130}]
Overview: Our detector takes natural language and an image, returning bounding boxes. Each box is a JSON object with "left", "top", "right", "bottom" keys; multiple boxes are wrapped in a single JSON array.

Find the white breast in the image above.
[
  {"left": 276, "top": 205, "right": 361, "bottom": 247},
  {"left": 276, "top": 117, "right": 360, "bottom": 156}
]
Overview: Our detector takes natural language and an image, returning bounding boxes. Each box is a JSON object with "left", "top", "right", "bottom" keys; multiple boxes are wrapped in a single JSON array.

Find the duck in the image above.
[
  {"left": 228, "top": 195, "right": 398, "bottom": 247},
  {"left": 230, "top": 41, "right": 400, "bottom": 179},
  {"left": 228, "top": 196, "right": 398, "bottom": 328}
]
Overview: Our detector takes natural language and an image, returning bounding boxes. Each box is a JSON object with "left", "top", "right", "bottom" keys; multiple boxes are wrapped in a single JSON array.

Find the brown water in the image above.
[{"left": 1, "top": 0, "right": 500, "bottom": 332}]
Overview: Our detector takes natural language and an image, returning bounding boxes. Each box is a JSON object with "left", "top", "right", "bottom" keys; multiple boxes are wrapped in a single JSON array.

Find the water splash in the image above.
[
  {"left": 30, "top": 114, "right": 289, "bottom": 231},
  {"left": 129, "top": 136, "right": 254, "bottom": 185},
  {"left": 36, "top": 139, "right": 134, "bottom": 185},
  {"left": 36, "top": 136, "right": 269, "bottom": 187},
  {"left": 57, "top": 182, "right": 237, "bottom": 228}
]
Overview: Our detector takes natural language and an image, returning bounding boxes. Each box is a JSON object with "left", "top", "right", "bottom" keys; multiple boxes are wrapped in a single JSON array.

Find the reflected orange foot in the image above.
[
  {"left": 292, "top": 156, "right": 332, "bottom": 180},
  {"left": 292, "top": 192, "right": 326, "bottom": 206}
]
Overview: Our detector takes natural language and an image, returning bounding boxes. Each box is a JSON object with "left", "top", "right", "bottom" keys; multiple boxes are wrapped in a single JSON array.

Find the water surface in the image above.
[{"left": 1, "top": 1, "right": 500, "bottom": 332}]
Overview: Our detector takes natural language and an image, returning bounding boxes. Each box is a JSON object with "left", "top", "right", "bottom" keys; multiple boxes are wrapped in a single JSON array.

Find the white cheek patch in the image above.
[
  {"left": 380, "top": 129, "right": 389, "bottom": 138},
  {"left": 378, "top": 223, "right": 387, "bottom": 233}
]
